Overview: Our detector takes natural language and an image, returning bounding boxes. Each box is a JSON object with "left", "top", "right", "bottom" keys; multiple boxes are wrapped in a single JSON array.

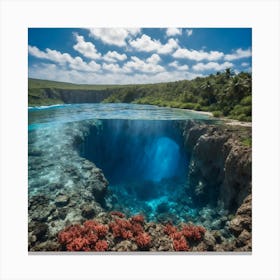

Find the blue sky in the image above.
[{"left": 28, "top": 28, "right": 252, "bottom": 84}]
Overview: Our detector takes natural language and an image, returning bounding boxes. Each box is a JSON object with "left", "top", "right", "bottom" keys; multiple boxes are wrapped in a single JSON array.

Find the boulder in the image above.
[
  {"left": 81, "top": 204, "right": 96, "bottom": 219},
  {"left": 55, "top": 194, "right": 69, "bottom": 207}
]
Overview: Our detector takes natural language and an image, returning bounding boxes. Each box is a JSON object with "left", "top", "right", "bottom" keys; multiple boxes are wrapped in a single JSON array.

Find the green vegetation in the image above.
[
  {"left": 241, "top": 137, "right": 252, "bottom": 147},
  {"left": 103, "top": 69, "right": 252, "bottom": 122},
  {"left": 28, "top": 69, "right": 252, "bottom": 122}
]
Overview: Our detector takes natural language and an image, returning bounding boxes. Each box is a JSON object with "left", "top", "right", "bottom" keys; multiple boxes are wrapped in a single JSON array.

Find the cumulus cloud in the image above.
[
  {"left": 102, "top": 63, "right": 123, "bottom": 73},
  {"left": 172, "top": 47, "right": 224, "bottom": 61},
  {"left": 73, "top": 34, "right": 101, "bottom": 59},
  {"left": 166, "top": 28, "right": 182, "bottom": 37},
  {"left": 103, "top": 51, "right": 127, "bottom": 62},
  {"left": 28, "top": 45, "right": 101, "bottom": 72},
  {"left": 29, "top": 62, "right": 202, "bottom": 85},
  {"left": 129, "top": 34, "right": 160, "bottom": 52},
  {"left": 146, "top": 54, "right": 161, "bottom": 64},
  {"left": 158, "top": 38, "right": 179, "bottom": 54},
  {"left": 123, "top": 55, "right": 165, "bottom": 73},
  {"left": 192, "top": 61, "right": 233, "bottom": 72},
  {"left": 129, "top": 34, "right": 178, "bottom": 54},
  {"left": 169, "top": 61, "right": 189, "bottom": 71},
  {"left": 241, "top": 62, "right": 249, "bottom": 67},
  {"left": 186, "top": 29, "right": 193, "bottom": 37},
  {"left": 88, "top": 28, "right": 141, "bottom": 47},
  {"left": 224, "top": 48, "right": 252, "bottom": 61}
]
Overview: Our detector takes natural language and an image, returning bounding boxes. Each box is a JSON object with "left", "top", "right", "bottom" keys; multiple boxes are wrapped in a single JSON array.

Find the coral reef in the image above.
[
  {"left": 58, "top": 220, "right": 108, "bottom": 251},
  {"left": 56, "top": 213, "right": 210, "bottom": 252},
  {"left": 164, "top": 223, "right": 206, "bottom": 251}
]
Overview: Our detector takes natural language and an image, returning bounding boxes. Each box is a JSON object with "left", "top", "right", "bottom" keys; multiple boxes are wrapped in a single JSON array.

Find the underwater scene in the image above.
[{"left": 28, "top": 103, "right": 252, "bottom": 252}]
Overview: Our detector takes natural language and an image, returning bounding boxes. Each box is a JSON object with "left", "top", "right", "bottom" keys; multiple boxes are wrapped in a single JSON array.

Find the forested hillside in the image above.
[
  {"left": 29, "top": 69, "right": 251, "bottom": 121},
  {"left": 104, "top": 69, "right": 252, "bottom": 121}
]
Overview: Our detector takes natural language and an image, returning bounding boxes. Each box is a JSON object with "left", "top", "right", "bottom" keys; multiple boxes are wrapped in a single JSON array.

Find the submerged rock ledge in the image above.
[{"left": 28, "top": 120, "right": 252, "bottom": 252}]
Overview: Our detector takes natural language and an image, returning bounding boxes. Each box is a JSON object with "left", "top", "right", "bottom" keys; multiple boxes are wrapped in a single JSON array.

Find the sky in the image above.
[{"left": 28, "top": 28, "right": 252, "bottom": 85}]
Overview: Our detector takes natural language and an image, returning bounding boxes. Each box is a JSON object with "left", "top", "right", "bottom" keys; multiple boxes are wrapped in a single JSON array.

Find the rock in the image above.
[
  {"left": 89, "top": 179, "right": 107, "bottom": 205},
  {"left": 55, "top": 194, "right": 69, "bottom": 207},
  {"left": 31, "top": 205, "right": 54, "bottom": 222},
  {"left": 203, "top": 231, "right": 216, "bottom": 250},
  {"left": 157, "top": 237, "right": 173, "bottom": 251},
  {"left": 57, "top": 208, "right": 68, "bottom": 220},
  {"left": 114, "top": 240, "right": 137, "bottom": 252},
  {"left": 184, "top": 121, "right": 251, "bottom": 211},
  {"left": 30, "top": 222, "right": 48, "bottom": 241},
  {"left": 236, "top": 229, "right": 251, "bottom": 247},
  {"left": 81, "top": 204, "right": 96, "bottom": 219},
  {"left": 28, "top": 195, "right": 49, "bottom": 210},
  {"left": 192, "top": 242, "right": 207, "bottom": 252},
  {"left": 229, "top": 194, "right": 252, "bottom": 237},
  {"left": 30, "top": 241, "right": 60, "bottom": 252},
  {"left": 236, "top": 194, "right": 252, "bottom": 216},
  {"left": 212, "top": 230, "right": 223, "bottom": 244}
]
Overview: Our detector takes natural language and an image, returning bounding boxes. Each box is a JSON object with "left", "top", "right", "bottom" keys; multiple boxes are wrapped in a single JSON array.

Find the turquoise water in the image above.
[
  {"left": 29, "top": 103, "right": 222, "bottom": 225},
  {"left": 28, "top": 103, "right": 210, "bottom": 129}
]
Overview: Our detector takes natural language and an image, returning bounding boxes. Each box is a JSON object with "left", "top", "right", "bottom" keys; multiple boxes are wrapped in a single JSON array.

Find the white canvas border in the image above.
[{"left": 0, "top": 0, "right": 280, "bottom": 279}]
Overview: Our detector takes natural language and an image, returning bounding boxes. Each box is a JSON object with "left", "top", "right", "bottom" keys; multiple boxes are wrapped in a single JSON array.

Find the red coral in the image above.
[
  {"left": 181, "top": 225, "right": 206, "bottom": 241},
  {"left": 173, "top": 237, "right": 189, "bottom": 251},
  {"left": 58, "top": 213, "right": 153, "bottom": 252},
  {"left": 58, "top": 220, "right": 109, "bottom": 251},
  {"left": 66, "top": 237, "right": 90, "bottom": 251},
  {"left": 109, "top": 214, "right": 148, "bottom": 247},
  {"left": 83, "top": 220, "right": 99, "bottom": 230},
  {"left": 109, "top": 218, "right": 133, "bottom": 239},
  {"left": 131, "top": 222, "right": 144, "bottom": 235},
  {"left": 95, "top": 240, "right": 108, "bottom": 251},
  {"left": 131, "top": 214, "right": 144, "bottom": 224},
  {"left": 58, "top": 224, "right": 83, "bottom": 244},
  {"left": 135, "top": 233, "right": 151, "bottom": 248},
  {"left": 110, "top": 211, "right": 125, "bottom": 218},
  {"left": 164, "top": 223, "right": 205, "bottom": 251},
  {"left": 164, "top": 223, "right": 177, "bottom": 236}
]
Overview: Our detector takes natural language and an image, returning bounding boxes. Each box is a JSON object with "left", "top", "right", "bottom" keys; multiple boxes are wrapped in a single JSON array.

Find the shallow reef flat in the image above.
[{"left": 28, "top": 104, "right": 251, "bottom": 252}]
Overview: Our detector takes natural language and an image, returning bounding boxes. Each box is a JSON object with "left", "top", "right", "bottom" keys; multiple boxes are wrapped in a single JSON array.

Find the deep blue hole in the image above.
[{"left": 79, "top": 119, "right": 190, "bottom": 220}]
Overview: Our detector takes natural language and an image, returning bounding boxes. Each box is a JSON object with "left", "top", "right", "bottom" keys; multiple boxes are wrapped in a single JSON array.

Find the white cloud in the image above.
[
  {"left": 129, "top": 34, "right": 178, "bottom": 54},
  {"left": 29, "top": 46, "right": 74, "bottom": 65},
  {"left": 224, "top": 48, "right": 252, "bottom": 61},
  {"left": 172, "top": 47, "right": 224, "bottom": 61},
  {"left": 123, "top": 55, "right": 165, "bottom": 73},
  {"left": 169, "top": 61, "right": 189, "bottom": 71},
  {"left": 129, "top": 34, "right": 161, "bottom": 52},
  {"left": 102, "top": 63, "right": 123, "bottom": 73},
  {"left": 29, "top": 62, "right": 202, "bottom": 85},
  {"left": 146, "top": 54, "right": 161, "bottom": 64},
  {"left": 166, "top": 28, "right": 182, "bottom": 37},
  {"left": 192, "top": 61, "right": 233, "bottom": 72},
  {"left": 186, "top": 29, "right": 193, "bottom": 37},
  {"left": 73, "top": 34, "right": 101, "bottom": 59},
  {"left": 158, "top": 38, "right": 179, "bottom": 54},
  {"left": 28, "top": 45, "right": 101, "bottom": 72},
  {"left": 241, "top": 62, "right": 249, "bottom": 67},
  {"left": 28, "top": 46, "right": 49, "bottom": 59},
  {"left": 88, "top": 28, "right": 141, "bottom": 47},
  {"left": 103, "top": 51, "right": 127, "bottom": 62}
]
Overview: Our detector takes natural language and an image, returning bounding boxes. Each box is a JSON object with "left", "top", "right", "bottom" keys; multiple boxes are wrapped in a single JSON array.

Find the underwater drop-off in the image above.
[{"left": 28, "top": 103, "right": 251, "bottom": 252}]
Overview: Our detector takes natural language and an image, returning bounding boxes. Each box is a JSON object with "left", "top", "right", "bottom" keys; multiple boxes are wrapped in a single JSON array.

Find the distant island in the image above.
[{"left": 29, "top": 68, "right": 251, "bottom": 122}]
